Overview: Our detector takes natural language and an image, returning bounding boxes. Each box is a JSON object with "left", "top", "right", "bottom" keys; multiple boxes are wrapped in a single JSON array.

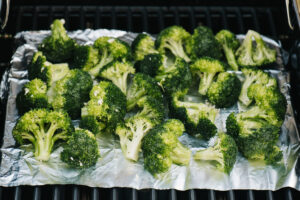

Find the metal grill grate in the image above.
[{"left": 0, "top": 4, "right": 299, "bottom": 200}]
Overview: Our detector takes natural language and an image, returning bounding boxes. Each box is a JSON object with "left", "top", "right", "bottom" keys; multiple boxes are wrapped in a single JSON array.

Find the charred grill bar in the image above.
[{"left": 0, "top": 1, "right": 300, "bottom": 200}]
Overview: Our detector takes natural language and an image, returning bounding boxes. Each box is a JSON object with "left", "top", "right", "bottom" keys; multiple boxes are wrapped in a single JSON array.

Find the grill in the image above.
[{"left": 1, "top": 1, "right": 300, "bottom": 200}]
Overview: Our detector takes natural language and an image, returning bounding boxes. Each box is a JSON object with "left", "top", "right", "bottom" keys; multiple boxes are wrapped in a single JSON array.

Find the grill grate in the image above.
[{"left": 0, "top": 4, "right": 299, "bottom": 200}]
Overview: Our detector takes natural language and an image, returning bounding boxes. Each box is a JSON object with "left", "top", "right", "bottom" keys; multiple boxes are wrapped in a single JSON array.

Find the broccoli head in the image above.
[
  {"left": 239, "top": 68, "right": 275, "bottom": 106},
  {"left": 235, "top": 30, "right": 276, "bottom": 68},
  {"left": 72, "top": 45, "right": 99, "bottom": 75},
  {"left": 134, "top": 53, "right": 165, "bottom": 77},
  {"left": 16, "top": 79, "right": 49, "bottom": 115},
  {"left": 142, "top": 119, "right": 191, "bottom": 175},
  {"left": 207, "top": 72, "right": 241, "bottom": 108},
  {"left": 13, "top": 109, "right": 74, "bottom": 161},
  {"left": 226, "top": 110, "right": 282, "bottom": 164},
  {"left": 169, "top": 89, "right": 218, "bottom": 140},
  {"left": 99, "top": 61, "right": 135, "bottom": 94},
  {"left": 39, "top": 19, "right": 75, "bottom": 63},
  {"left": 92, "top": 36, "right": 131, "bottom": 77},
  {"left": 155, "top": 26, "right": 191, "bottom": 62},
  {"left": 131, "top": 33, "right": 159, "bottom": 61},
  {"left": 116, "top": 115, "right": 155, "bottom": 161},
  {"left": 190, "top": 57, "right": 226, "bottom": 96},
  {"left": 28, "top": 51, "right": 70, "bottom": 86},
  {"left": 61, "top": 128, "right": 100, "bottom": 169},
  {"left": 126, "top": 73, "right": 163, "bottom": 111},
  {"left": 215, "top": 30, "right": 240, "bottom": 70},
  {"left": 80, "top": 81, "right": 126, "bottom": 134},
  {"left": 155, "top": 57, "right": 192, "bottom": 96},
  {"left": 186, "top": 26, "right": 223, "bottom": 60},
  {"left": 47, "top": 69, "right": 93, "bottom": 119},
  {"left": 194, "top": 132, "right": 238, "bottom": 173}
]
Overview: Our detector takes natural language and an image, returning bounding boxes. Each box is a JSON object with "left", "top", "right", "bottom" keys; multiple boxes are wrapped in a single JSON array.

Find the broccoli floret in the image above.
[
  {"left": 39, "top": 19, "right": 75, "bottom": 63},
  {"left": 155, "top": 57, "right": 192, "bottom": 96},
  {"left": 28, "top": 51, "right": 70, "bottom": 86},
  {"left": 16, "top": 79, "right": 49, "bottom": 115},
  {"left": 194, "top": 132, "right": 237, "bottom": 173},
  {"left": 190, "top": 57, "right": 225, "bottom": 96},
  {"left": 169, "top": 89, "right": 218, "bottom": 140},
  {"left": 61, "top": 128, "right": 100, "bottom": 169},
  {"left": 226, "top": 111, "right": 282, "bottom": 164},
  {"left": 235, "top": 30, "right": 276, "bottom": 68},
  {"left": 248, "top": 84, "right": 287, "bottom": 125},
  {"left": 155, "top": 26, "right": 191, "bottom": 62},
  {"left": 186, "top": 26, "right": 223, "bottom": 60},
  {"left": 132, "top": 33, "right": 159, "bottom": 61},
  {"left": 142, "top": 119, "right": 191, "bottom": 175},
  {"left": 126, "top": 73, "right": 163, "bottom": 111},
  {"left": 215, "top": 30, "right": 240, "bottom": 70},
  {"left": 47, "top": 69, "right": 93, "bottom": 119},
  {"left": 91, "top": 36, "right": 131, "bottom": 77},
  {"left": 239, "top": 68, "right": 275, "bottom": 106},
  {"left": 134, "top": 53, "right": 165, "bottom": 77},
  {"left": 80, "top": 81, "right": 126, "bottom": 134},
  {"left": 13, "top": 109, "right": 74, "bottom": 161},
  {"left": 99, "top": 61, "right": 135, "bottom": 94},
  {"left": 72, "top": 45, "right": 99, "bottom": 75},
  {"left": 116, "top": 115, "right": 155, "bottom": 161},
  {"left": 207, "top": 72, "right": 241, "bottom": 108}
]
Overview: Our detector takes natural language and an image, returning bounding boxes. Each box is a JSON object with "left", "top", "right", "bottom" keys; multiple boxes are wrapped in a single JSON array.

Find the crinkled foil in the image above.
[{"left": 0, "top": 29, "right": 299, "bottom": 191}]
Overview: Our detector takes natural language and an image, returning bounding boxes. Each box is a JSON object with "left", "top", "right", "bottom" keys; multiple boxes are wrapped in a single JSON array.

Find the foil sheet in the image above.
[{"left": 0, "top": 29, "right": 299, "bottom": 190}]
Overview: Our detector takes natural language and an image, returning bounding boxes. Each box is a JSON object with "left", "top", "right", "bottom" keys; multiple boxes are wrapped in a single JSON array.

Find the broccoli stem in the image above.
[
  {"left": 170, "top": 142, "right": 191, "bottom": 165},
  {"left": 239, "top": 74, "right": 256, "bottom": 106},
  {"left": 199, "top": 72, "right": 215, "bottom": 96},
  {"left": 194, "top": 148, "right": 223, "bottom": 165},
  {"left": 117, "top": 72, "right": 130, "bottom": 94},
  {"left": 89, "top": 49, "right": 114, "bottom": 77},
  {"left": 163, "top": 39, "right": 190, "bottom": 62},
  {"left": 223, "top": 45, "right": 239, "bottom": 71},
  {"left": 126, "top": 90, "right": 145, "bottom": 111}
]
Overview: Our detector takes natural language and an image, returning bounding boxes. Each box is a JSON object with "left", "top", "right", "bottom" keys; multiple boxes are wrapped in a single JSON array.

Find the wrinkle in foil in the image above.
[{"left": 0, "top": 29, "right": 299, "bottom": 190}]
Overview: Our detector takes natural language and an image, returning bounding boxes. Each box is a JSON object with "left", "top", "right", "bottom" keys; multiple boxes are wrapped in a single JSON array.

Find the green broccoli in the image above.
[
  {"left": 16, "top": 79, "right": 49, "bottom": 115},
  {"left": 190, "top": 57, "right": 226, "bottom": 96},
  {"left": 215, "top": 30, "right": 240, "bottom": 70},
  {"left": 38, "top": 19, "right": 75, "bottom": 63},
  {"left": 134, "top": 53, "right": 165, "bottom": 77},
  {"left": 239, "top": 68, "right": 275, "bottom": 106},
  {"left": 13, "top": 109, "right": 74, "bottom": 161},
  {"left": 61, "top": 128, "right": 100, "bottom": 169},
  {"left": 207, "top": 72, "right": 241, "bottom": 108},
  {"left": 47, "top": 69, "right": 93, "bottom": 119},
  {"left": 72, "top": 45, "right": 99, "bottom": 75},
  {"left": 80, "top": 81, "right": 126, "bottom": 134},
  {"left": 235, "top": 30, "right": 276, "bottom": 68},
  {"left": 226, "top": 110, "right": 282, "bottom": 164},
  {"left": 116, "top": 115, "right": 156, "bottom": 161},
  {"left": 126, "top": 73, "right": 163, "bottom": 111},
  {"left": 91, "top": 36, "right": 131, "bottom": 77},
  {"left": 131, "top": 33, "right": 159, "bottom": 61},
  {"left": 99, "top": 61, "right": 135, "bottom": 94},
  {"left": 155, "top": 26, "right": 191, "bottom": 62},
  {"left": 169, "top": 89, "right": 218, "bottom": 140},
  {"left": 28, "top": 51, "right": 70, "bottom": 86},
  {"left": 186, "top": 26, "right": 223, "bottom": 60},
  {"left": 142, "top": 119, "right": 191, "bottom": 175},
  {"left": 248, "top": 83, "right": 287, "bottom": 126},
  {"left": 155, "top": 57, "right": 192, "bottom": 95},
  {"left": 194, "top": 132, "right": 238, "bottom": 173}
]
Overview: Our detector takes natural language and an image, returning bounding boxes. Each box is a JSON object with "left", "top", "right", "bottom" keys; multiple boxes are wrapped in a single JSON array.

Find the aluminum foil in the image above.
[{"left": 0, "top": 29, "right": 299, "bottom": 191}]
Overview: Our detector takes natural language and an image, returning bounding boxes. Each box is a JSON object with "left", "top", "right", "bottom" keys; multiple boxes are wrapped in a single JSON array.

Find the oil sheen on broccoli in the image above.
[
  {"left": 61, "top": 128, "right": 100, "bottom": 169},
  {"left": 80, "top": 81, "right": 126, "bottom": 134},
  {"left": 38, "top": 19, "right": 75, "bottom": 63},
  {"left": 194, "top": 132, "right": 238, "bottom": 173},
  {"left": 142, "top": 119, "right": 191, "bottom": 175},
  {"left": 13, "top": 109, "right": 74, "bottom": 161}
]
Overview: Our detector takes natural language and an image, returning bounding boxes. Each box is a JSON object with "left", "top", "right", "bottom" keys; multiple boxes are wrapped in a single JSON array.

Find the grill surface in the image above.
[{"left": 0, "top": 2, "right": 300, "bottom": 200}]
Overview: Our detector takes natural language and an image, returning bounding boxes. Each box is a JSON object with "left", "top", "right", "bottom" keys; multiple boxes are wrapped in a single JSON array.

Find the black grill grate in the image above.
[{"left": 0, "top": 4, "right": 300, "bottom": 200}]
